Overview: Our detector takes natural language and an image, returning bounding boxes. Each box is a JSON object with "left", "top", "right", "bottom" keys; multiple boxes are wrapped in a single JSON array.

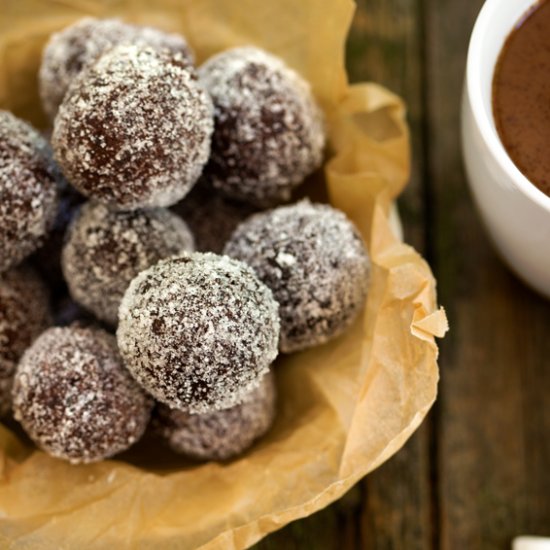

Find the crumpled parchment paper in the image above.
[{"left": 0, "top": 1, "right": 448, "bottom": 548}]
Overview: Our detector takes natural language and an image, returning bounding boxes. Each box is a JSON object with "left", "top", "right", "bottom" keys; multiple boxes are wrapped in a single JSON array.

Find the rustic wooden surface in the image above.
[{"left": 256, "top": 0, "right": 550, "bottom": 548}]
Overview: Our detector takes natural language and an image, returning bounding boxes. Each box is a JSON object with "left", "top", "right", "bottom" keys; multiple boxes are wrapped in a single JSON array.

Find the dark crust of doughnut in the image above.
[
  {"left": 154, "top": 370, "right": 276, "bottom": 461},
  {"left": 224, "top": 200, "right": 371, "bottom": 352},
  {"left": 0, "top": 267, "right": 51, "bottom": 416},
  {"left": 199, "top": 47, "right": 325, "bottom": 207},
  {"left": 39, "top": 17, "right": 194, "bottom": 120},
  {"left": 12, "top": 325, "right": 152, "bottom": 464},
  {"left": 117, "top": 252, "right": 280, "bottom": 413},
  {"left": 62, "top": 202, "right": 195, "bottom": 325},
  {"left": 52, "top": 44, "right": 213, "bottom": 210},
  {"left": 0, "top": 111, "right": 59, "bottom": 273}
]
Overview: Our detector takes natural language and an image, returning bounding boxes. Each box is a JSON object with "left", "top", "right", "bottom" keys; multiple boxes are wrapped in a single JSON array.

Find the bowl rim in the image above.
[{"left": 466, "top": 0, "right": 550, "bottom": 214}]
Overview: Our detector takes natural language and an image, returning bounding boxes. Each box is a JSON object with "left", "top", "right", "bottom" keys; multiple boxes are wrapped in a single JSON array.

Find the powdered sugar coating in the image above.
[
  {"left": 224, "top": 200, "right": 371, "bottom": 352},
  {"left": 171, "top": 177, "right": 258, "bottom": 253},
  {"left": 117, "top": 253, "right": 280, "bottom": 413},
  {"left": 0, "top": 267, "right": 51, "bottom": 416},
  {"left": 12, "top": 325, "right": 152, "bottom": 464},
  {"left": 39, "top": 17, "right": 194, "bottom": 120},
  {"left": 0, "top": 111, "right": 59, "bottom": 273},
  {"left": 199, "top": 46, "right": 325, "bottom": 207},
  {"left": 33, "top": 180, "right": 84, "bottom": 291},
  {"left": 62, "top": 202, "right": 195, "bottom": 326},
  {"left": 52, "top": 43, "right": 213, "bottom": 210},
  {"left": 154, "top": 370, "right": 276, "bottom": 460}
]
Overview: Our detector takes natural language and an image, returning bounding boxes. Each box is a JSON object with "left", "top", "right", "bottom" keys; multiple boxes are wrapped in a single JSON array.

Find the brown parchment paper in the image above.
[{"left": 0, "top": 1, "right": 448, "bottom": 548}]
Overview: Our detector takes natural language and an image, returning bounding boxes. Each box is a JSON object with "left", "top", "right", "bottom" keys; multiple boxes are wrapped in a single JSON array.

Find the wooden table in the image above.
[{"left": 257, "top": 1, "right": 550, "bottom": 548}]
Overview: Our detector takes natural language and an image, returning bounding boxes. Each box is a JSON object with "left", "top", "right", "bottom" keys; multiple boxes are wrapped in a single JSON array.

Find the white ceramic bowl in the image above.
[{"left": 462, "top": 0, "right": 550, "bottom": 298}]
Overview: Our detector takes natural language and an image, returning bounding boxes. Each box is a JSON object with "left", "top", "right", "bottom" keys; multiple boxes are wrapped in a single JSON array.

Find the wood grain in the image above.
[
  {"left": 347, "top": 0, "right": 428, "bottom": 254},
  {"left": 425, "top": 0, "right": 550, "bottom": 547},
  {"left": 255, "top": 487, "right": 362, "bottom": 550},
  {"left": 257, "top": 1, "right": 435, "bottom": 548},
  {"left": 258, "top": 0, "right": 550, "bottom": 547},
  {"left": 349, "top": 1, "right": 435, "bottom": 549}
]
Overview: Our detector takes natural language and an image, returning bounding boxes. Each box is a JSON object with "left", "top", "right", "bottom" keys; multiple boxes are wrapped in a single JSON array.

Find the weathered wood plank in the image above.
[
  {"left": 349, "top": 1, "right": 434, "bottom": 549},
  {"left": 425, "top": 0, "right": 550, "bottom": 547},
  {"left": 257, "top": 0, "right": 434, "bottom": 547},
  {"left": 359, "top": 432, "right": 434, "bottom": 550},
  {"left": 347, "top": 0, "right": 427, "bottom": 254},
  {"left": 255, "top": 487, "right": 362, "bottom": 550}
]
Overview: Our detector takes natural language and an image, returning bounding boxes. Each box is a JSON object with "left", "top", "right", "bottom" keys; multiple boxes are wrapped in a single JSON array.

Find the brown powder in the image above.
[{"left": 493, "top": 0, "right": 550, "bottom": 196}]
